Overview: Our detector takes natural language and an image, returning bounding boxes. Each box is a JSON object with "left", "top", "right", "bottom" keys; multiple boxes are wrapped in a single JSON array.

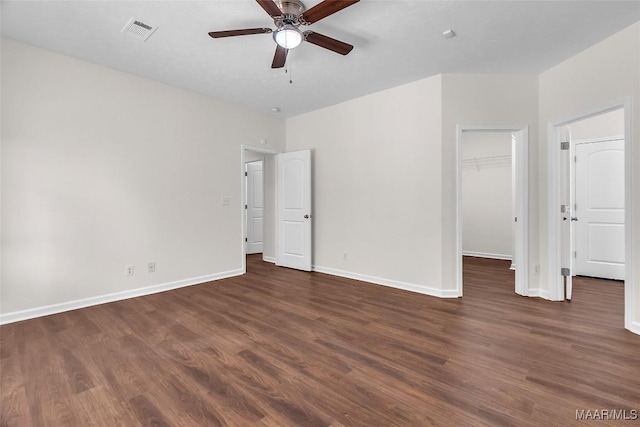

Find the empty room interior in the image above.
[{"left": 2, "top": 1, "right": 640, "bottom": 425}]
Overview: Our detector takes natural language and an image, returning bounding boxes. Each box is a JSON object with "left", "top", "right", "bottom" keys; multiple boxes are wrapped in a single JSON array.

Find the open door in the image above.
[
  {"left": 573, "top": 138, "right": 625, "bottom": 280},
  {"left": 276, "top": 150, "right": 312, "bottom": 271},
  {"left": 246, "top": 161, "right": 264, "bottom": 255}
]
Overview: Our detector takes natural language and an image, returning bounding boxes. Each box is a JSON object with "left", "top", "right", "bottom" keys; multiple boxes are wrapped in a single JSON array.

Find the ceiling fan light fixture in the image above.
[{"left": 274, "top": 25, "right": 303, "bottom": 49}]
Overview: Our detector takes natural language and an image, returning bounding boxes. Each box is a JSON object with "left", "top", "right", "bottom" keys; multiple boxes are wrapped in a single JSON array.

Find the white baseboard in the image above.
[
  {"left": 0, "top": 269, "right": 244, "bottom": 325},
  {"left": 312, "top": 265, "right": 460, "bottom": 299},
  {"left": 263, "top": 255, "right": 276, "bottom": 264},
  {"left": 510, "top": 263, "right": 516, "bottom": 271},
  {"left": 462, "top": 251, "right": 512, "bottom": 261},
  {"left": 627, "top": 321, "right": 640, "bottom": 336}
]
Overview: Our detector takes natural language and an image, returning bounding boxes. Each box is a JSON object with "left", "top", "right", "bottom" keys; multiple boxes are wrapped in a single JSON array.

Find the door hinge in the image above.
[
  {"left": 561, "top": 205, "right": 566, "bottom": 213},
  {"left": 245, "top": 237, "right": 248, "bottom": 242},
  {"left": 574, "top": 155, "right": 577, "bottom": 163},
  {"left": 574, "top": 251, "right": 577, "bottom": 258},
  {"left": 245, "top": 204, "right": 248, "bottom": 209},
  {"left": 561, "top": 267, "right": 570, "bottom": 276},
  {"left": 245, "top": 171, "right": 248, "bottom": 176},
  {"left": 561, "top": 141, "right": 570, "bottom": 150},
  {"left": 514, "top": 217, "right": 518, "bottom": 222}
]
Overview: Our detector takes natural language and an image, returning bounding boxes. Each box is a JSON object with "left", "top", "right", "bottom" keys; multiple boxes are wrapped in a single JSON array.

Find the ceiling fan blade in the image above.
[
  {"left": 256, "top": 0, "right": 282, "bottom": 17},
  {"left": 272, "top": 45, "right": 288, "bottom": 68},
  {"left": 305, "top": 31, "right": 353, "bottom": 55},
  {"left": 302, "top": 0, "right": 360, "bottom": 24},
  {"left": 209, "top": 28, "right": 272, "bottom": 38}
]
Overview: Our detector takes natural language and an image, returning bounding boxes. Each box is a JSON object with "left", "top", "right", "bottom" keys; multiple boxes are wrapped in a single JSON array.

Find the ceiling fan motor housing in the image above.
[
  {"left": 275, "top": 0, "right": 305, "bottom": 17},
  {"left": 274, "top": 0, "right": 305, "bottom": 30}
]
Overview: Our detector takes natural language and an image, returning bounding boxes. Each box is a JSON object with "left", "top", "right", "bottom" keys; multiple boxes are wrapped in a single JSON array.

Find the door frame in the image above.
[
  {"left": 455, "top": 124, "right": 530, "bottom": 297},
  {"left": 240, "top": 145, "right": 280, "bottom": 273},
  {"left": 546, "top": 98, "right": 636, "bottom": 333}
]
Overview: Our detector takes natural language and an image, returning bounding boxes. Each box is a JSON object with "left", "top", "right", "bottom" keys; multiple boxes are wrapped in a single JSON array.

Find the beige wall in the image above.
[
  {"left": 538, "top": 22, "right": 640, "bottom": 331},
  {"left": 286, "top": 76, "right": 446, "bottom": 295},
  {"left": 1, "top": 38, "right": 286, "bottom": 317}
]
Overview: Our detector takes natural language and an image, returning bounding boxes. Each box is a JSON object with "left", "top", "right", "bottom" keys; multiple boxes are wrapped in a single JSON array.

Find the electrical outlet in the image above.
[
  {"left": 343, "top": 252, "right": 348, "bottom": 261},
  {"left": 148, "top": 262, "right": 156, "bottom": 273},
  {"left": 125, "top": 265, "right": 134, "bottom": 277}
]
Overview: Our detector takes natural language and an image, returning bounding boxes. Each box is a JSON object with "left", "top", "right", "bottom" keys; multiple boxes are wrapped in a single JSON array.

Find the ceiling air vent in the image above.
[{"left": 121, "top": 18, "right": 158, "bottom": 42}]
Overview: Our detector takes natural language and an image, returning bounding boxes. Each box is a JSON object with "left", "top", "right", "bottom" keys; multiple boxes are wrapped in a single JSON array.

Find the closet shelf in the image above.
[{"left": 462, "top": 155, "right": 512, "bottom": 171}]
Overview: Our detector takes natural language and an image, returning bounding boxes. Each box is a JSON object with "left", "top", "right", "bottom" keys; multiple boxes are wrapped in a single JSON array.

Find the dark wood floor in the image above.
[{"left": 2, "top": 256, "right": 639, "bottom": 426}]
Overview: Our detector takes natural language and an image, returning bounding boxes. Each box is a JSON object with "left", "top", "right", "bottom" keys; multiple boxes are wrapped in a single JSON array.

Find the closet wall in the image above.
[{"left": 462, "top": 131, "right": 514, "bottom": 260}]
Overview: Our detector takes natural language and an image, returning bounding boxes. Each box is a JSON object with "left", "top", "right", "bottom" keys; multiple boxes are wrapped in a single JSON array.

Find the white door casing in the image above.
[
  {"left": 561, "top": 126, "right": 573, "bottom": 299},
  {"left": 246, "top": 161, "right": 264, "bottom": 254},
  {"left": 276, "top": 150, "right": 312, "bottom": 271},
  {"left": 574, "top": 139, "right": 625, "bottom": 280}
]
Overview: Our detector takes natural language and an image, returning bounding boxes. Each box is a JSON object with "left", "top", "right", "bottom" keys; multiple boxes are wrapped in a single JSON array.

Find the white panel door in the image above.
[
  {"left": 246, "top": 161, "right": 263, "bottom": 254},
  {"left": 276, "top": 150, "right": 312, "bottom": 271},
  {"left": 574, "top": 139, "right": 625, "bottom": 280}
]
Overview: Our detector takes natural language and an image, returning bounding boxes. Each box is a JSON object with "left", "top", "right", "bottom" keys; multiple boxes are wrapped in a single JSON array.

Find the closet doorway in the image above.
[
  {"left": 241, "top": 145, "right": 278, "bottom": 273},
  {"left": 456, "top": 125, "right": 529, "bottom": 297}
]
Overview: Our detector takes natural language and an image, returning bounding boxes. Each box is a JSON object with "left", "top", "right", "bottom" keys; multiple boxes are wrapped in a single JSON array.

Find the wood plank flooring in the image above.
[{"left": 2, "top": 255, "right": 639, "bottom": 426}]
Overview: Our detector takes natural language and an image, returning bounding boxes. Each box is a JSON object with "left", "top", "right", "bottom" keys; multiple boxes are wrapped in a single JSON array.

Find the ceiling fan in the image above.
[{"left": 208, "top": 0, "right": 359, "bottom": 68}]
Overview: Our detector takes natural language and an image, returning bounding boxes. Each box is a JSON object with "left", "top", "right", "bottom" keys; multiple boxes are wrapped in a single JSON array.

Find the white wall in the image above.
[
  {"left": 286, "top": 76, "right": 447, "bottom": 296},
  {"left": 441, "top": 74, "right": 540, "bottom": 292},
  {"left": 244, "top": 152, "right": 265, "bottom": 163},
  {"left": 569, "top": 108, "right": 624, "bottom": 141},
  {"left": 462, "top": 131, "right": 513, "bottom": 259},
  {"left": 1, "top": 38, "right": 285, "bottom": 320},
  {"left": 538, "top": 22, "right": 640, "bottom": 332}
]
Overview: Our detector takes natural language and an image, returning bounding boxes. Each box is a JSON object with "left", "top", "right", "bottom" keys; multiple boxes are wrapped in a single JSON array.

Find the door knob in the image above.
[{"left": 304, "top": 214, "right": 309, "bottom": 219}]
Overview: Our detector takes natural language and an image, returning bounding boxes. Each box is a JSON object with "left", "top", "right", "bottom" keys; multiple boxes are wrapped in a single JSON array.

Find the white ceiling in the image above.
[{"left": 2, "top": 1, "right": 639, "bottom": 117}]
